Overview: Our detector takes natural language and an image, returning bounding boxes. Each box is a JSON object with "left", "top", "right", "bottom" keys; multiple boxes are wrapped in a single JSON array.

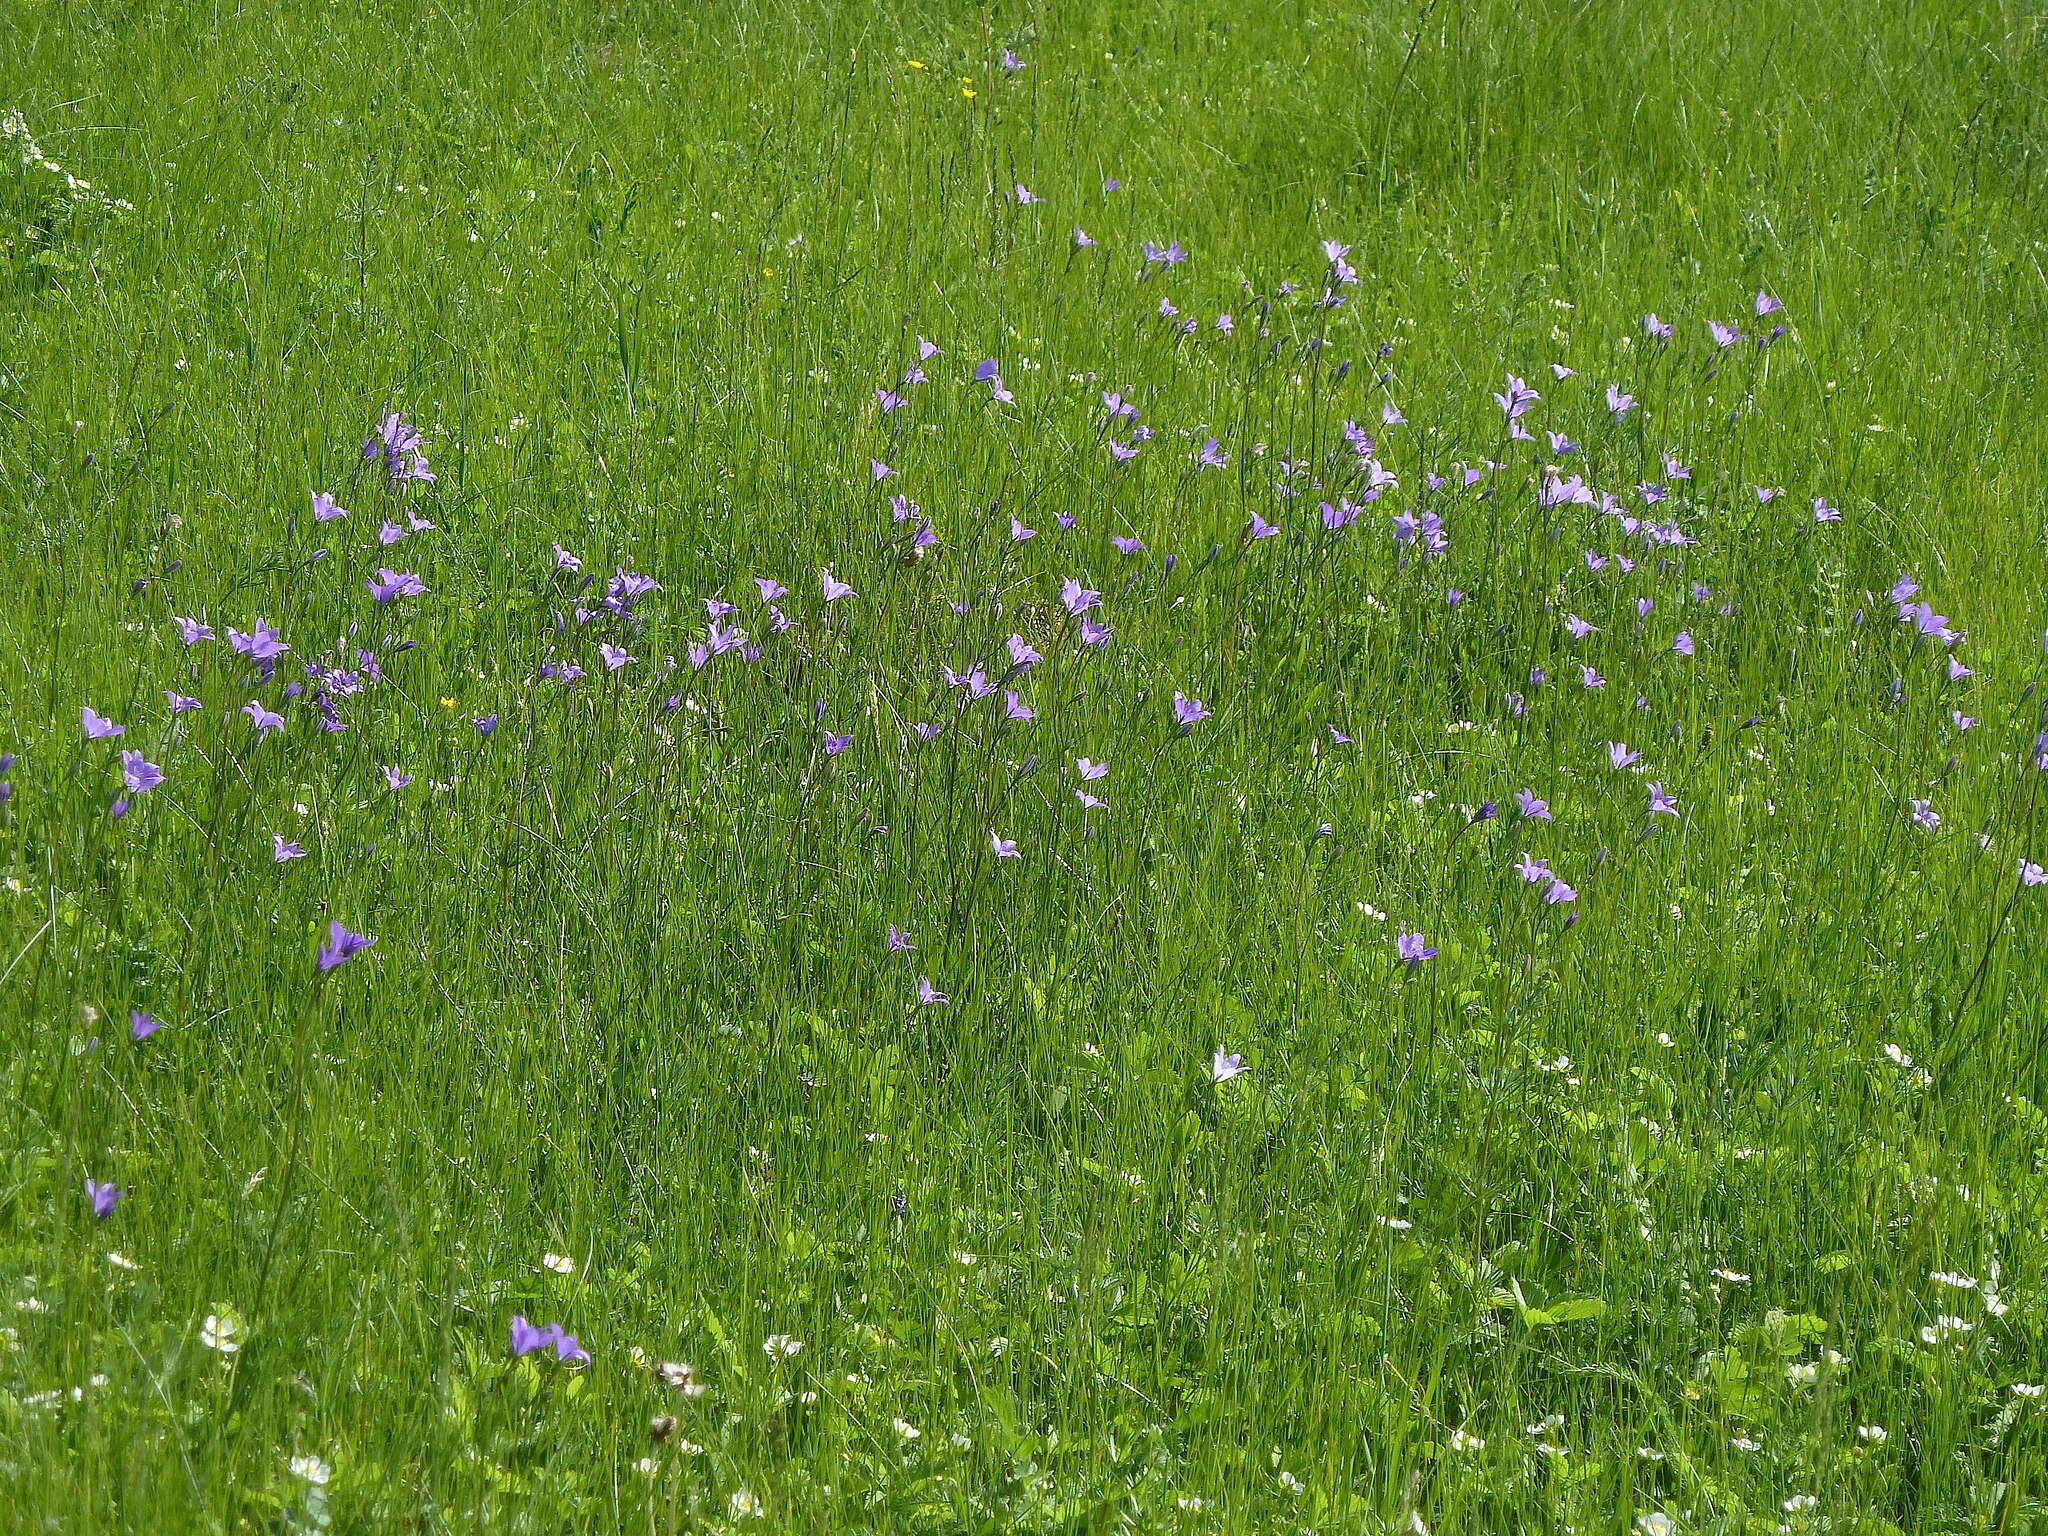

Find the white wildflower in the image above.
[{"left": 1920, "top": 1315, "right": 1974, "bottom": 1345}]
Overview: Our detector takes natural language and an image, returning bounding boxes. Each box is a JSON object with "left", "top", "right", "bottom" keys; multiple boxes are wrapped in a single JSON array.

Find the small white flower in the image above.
[
  {"left": 893, "top": 1417, "right": 921, "bottom": 1440},
  {"left": 1786, "top": 1361, "right": 1818, "bottom": 1384},
  {"left": 1378, "top": 1215, "right": 1413, "bottom": 1230},
  {"left": 2012, "top": 1382, "right": 2045, "bottom": 1398},
  {"left": 1731, "top": 1436, "right": 1760, "bottom": 1452},
  {"left": 1783, "top": 1494, "right": 1816, "bottom": 1514},
  {"left": 1277, "top": 1470, "right": 1305, "bottom": 1494},
  {"left": 656, "top": 1361, "right": 708, "bottom": 1397},
  {"left": 1636, "top": 1515, "right": 1675, "bottom": 1536},
  {"left": 106, "top": 1251, "right": 139, "bottom": 1271},
  {"left": 1448, "top": 1428, "right": 1485, "bottom": 1452},
  {"left": 542, "top": 1252, "right": 576, "bottom": 1275},
  {"left": 201, "top": 1312, "right": 241, "bottom": 1354},
  {"left": 633, "top": 1456, "right": 660, "bottom": 1475},
  {"left": 763, "top": 1334, "right": 803, "bottom": 1359},
  {"left": 1211, "top": 1049, "right": 1247, "bottom": 1083},
  {"left": 1711, "top": 1268, "right": 1751, "bottom": 1284},
  {"left": 1920, "top": 1315, "right": 1975, "bottom": 1345},
  {"left": 1930, "top": 1270, "right": 1976, "bottom": 1289},
  {"left": 729, "top": 1490, "right": 763, "bottom": 1519},
  {"left": 1857, "top": 1424, "right": 1888, "bottom": 1442},
  {"left": 289, "top": 1455, "right": 331, "bottom": 1485},
  {"left": 1176, "top": 1497, "right": 1207, "bottom": 1512}
]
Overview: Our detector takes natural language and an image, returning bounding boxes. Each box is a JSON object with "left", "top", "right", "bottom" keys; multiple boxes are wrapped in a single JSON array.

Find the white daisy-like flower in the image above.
[
  {"left": 762, "top": 1334, "right": 803, "bottom": 1359},
  {"left": 288, "top": 1455, "right": 331, "bottom": 1485},
  {"left": 200, "top": 1313, "right": 241, "bottom": 1354},
  {"left": 542, "top": 1252, "right": 576, "bottom": 1275}
]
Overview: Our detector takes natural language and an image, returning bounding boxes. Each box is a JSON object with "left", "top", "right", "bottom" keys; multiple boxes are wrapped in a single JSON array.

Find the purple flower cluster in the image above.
[{"left": 510, "top": 1314, "right": 590, "bottom": 1364}]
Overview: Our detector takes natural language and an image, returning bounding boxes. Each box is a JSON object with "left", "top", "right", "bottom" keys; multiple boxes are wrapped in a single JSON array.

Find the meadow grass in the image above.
[{"left": 3, "top": 0, "right": 2048, "bottom": 1530}]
